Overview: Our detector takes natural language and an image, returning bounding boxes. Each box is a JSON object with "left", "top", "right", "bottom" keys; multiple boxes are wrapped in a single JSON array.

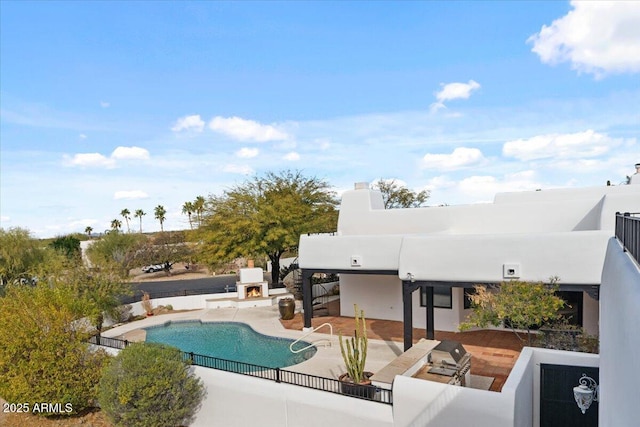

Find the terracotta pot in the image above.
[
  {"left": 278, "top": 298, "right": 295, "bottom": 320},
  {"left": 338, "top": 372, "right": 376, "bottom": 398}
]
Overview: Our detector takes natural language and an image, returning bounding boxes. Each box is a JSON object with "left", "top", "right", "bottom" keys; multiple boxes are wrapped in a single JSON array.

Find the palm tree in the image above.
[
  {"left": 182, "top": 201, "right": 195, "bottom": 229},
  {"left": 154, "top": 205, "right": 167, "bottom": 232},
  {"left": 110, "top": 219, "right": 122, "bottom": 232},
  {"left": 194, "top": 195, "right": 205, "bottom": 228},
  {"left": 120, "top": 208, "right": 131, "bottom": 233},
  {"left": 85, "top": 226, "right": 93, "bottom": 237},
  {"left": 134, "top": 209, "right": 146, "bottom": 233}
]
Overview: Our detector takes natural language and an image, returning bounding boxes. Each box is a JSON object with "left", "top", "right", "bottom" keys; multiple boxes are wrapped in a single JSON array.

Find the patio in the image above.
[{"left": 280, "top": 300, "right": 523, "bottom": 392}]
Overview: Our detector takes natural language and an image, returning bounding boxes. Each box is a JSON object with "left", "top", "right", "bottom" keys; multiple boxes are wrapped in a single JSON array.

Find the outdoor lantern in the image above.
[{"left": 573, "top": 374, "right": 599, "bottom": 414}]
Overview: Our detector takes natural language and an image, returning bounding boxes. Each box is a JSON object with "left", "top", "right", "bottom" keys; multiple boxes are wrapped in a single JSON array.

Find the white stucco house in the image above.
[
  {"left": 298, "top": 166, "right": 640, "bottom": 350},
  {"left": 97, "top": 166, "right": 640, "bottom": 427}
]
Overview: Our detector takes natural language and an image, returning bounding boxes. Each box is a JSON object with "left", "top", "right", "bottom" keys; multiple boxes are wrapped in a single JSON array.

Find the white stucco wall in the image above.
[
  {"left": 392, "top": 375, "right": 515, "bottom": 427},
  {"left": 339, "top": 275, "right": 470, "bottom": 332},
  {"left": 192, "top": 368, "right": 393, "bottom": 427},
  {"left": 398, "top": 231, "right": 611, "bottom": 284},
  {"left": 599, "top": 238, "right": 640, "bottom": 427},
  {"left": 582, "top": 292, "right": 599, "bottom": 336}
]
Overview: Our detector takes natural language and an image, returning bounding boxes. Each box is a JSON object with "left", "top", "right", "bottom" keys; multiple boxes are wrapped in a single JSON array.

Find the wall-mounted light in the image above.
[{"left": 573, "top": 374, "right": 599, "bottom": 414}]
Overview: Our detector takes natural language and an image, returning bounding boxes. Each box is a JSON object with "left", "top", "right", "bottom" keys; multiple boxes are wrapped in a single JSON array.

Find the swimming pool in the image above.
[{"left": 144, "top": 321, "right": 317, "bottom": 368}]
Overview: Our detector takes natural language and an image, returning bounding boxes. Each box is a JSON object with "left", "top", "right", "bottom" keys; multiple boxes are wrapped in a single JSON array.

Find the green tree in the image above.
[
  {"left": 0, "top": 227, "right": 51, "bottom": 286},
  {"left": 182, "top": 201, "right": 195, "bottom": 229},
  {"left": 372, "top": 179, "right": 430, "bottom": 209},
  {"left": 198, "top": 170, "right": 338, "bottom": 285},
  {"left": 460, "top": 280, "right": 565, "bottom": 346},
  {"left": 194, "top": 195, "right": 205, "bottom": 227},
  {"left": 63, "top": 265, "right": 132, "bottom": 331},
  {"left": 134, "top": 209, "right": 146, "bottom": 233},
  {"left": 49, "top": 235, "right": 81, "bottom": 260},
  {"left": 120, "top": 208, "right": 131, "bottom": 233},
  {"left": 98, "top": 342, "right": 205, "bottom": 427},
  {"left": 0, "top": 282, "right": 109, "bottom": 415},
  {"left": 86, "top": 231, "right": 144, "bottom": 276},
  {"left": 111, "top": 218, "right": 122, "bottom": 232},
  {"left": 85, "top": 226, "right": 93, "bottom": 237},
  {"left": 154, "top": 205, "right": 167, "bottom": 232}
]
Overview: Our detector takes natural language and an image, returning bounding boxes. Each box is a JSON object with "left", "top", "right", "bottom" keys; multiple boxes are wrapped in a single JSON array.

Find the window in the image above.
[{"left": 420, "top": 287, "right": 452, "bottom": 309}]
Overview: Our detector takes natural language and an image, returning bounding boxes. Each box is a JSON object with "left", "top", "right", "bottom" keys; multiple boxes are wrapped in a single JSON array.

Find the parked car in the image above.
[{"left": 142, "top": 262, "right": 173, "bottom": 273}]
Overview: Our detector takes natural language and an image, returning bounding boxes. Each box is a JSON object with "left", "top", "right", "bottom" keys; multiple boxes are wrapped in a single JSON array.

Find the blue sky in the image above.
[{"left": 1, "top": 1, "right": 639, "bottom": 238}]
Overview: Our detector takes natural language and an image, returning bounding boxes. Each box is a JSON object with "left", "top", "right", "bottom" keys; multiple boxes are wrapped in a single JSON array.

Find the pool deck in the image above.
[
  {"left": 102, "top": 306, "right": 406, "bottom": 381},
  {"left": 102, "top": 304, "right": 521, "bottom": 392}
]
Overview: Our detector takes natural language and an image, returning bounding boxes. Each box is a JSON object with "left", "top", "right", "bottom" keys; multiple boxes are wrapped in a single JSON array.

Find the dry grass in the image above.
[{"left": 0, "top": 400, "right": 112, "bottom": 427}]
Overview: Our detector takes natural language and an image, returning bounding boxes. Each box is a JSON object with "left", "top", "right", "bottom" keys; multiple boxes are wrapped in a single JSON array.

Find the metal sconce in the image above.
[{"left": 573, "top": 374, "right": 599, "bottom": 414}]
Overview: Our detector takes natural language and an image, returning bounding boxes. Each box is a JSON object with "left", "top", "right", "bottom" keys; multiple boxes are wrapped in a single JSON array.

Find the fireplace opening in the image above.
[{"left": 246, "top": 285, "right": 262, "bottom": 298}]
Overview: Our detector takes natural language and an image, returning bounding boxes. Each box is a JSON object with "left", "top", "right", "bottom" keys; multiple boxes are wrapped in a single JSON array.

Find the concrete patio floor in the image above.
[{"left": 280, "top": 300, "right": 523, "bottom": 392}]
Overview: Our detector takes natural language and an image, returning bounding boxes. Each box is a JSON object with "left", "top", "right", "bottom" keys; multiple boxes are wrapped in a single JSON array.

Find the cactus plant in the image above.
[{"left": 339, "top": 304, "right": 368, "bottom": 383}]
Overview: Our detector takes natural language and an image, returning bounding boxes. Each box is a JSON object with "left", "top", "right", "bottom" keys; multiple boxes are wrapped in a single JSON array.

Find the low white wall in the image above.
[
  {"left": 599, "top": 238, "right": 640, "bottom": 427},
  {"left": 122, "top": 293, "right": 225, "bottom": 318},
  {"left": 503, "top": 348, "right": 534, "bottom": 427},
  {"left": 192, "top": 368, "right": 393, "bottom": 427},
  {"left": 393, "top": 375, "right": 514, "bottom": 427}
]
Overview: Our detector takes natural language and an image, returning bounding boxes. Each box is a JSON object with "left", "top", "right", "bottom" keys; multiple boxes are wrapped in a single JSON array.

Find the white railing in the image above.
[{"left": 289, "top": 323, "right": 333, "bottom": 354}]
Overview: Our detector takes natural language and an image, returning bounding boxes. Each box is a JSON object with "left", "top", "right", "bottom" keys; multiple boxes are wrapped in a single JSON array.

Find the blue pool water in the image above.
[{"left": 144, "top": 321, "right": 316, "bottom": 368}]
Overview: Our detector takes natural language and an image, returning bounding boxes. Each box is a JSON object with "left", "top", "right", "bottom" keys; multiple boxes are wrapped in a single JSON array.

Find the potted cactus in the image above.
[{"left": 338, "top": 304, "right": 375, "bottom": 398}]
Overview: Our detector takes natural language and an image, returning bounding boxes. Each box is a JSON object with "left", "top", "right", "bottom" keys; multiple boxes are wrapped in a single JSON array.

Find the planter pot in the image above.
[
  {"left": 278, "top": 298, "right": 295, "bottom": 320},
  {"left": 339, "top": 372, "right": 375, "bottom": 399}
]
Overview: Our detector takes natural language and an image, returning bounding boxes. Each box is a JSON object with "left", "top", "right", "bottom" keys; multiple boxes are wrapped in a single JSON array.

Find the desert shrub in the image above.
[
  {"left": 0, "top": 282, "right": 110, "bottom": 415},
  {"left": 98, "top": 342, "right": 206, "bottom": 427}
]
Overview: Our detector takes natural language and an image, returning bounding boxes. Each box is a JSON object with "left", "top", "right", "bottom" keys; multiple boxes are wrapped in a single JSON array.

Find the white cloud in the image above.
[
  {"left": 209, "top": 116, "right": 289, "bottom": 142},
  {"left": 283, "top": 152, "right": 300, "bottom": 161},
  {"left": 431, "top": 80, "right": 481, "bottom": 111},
  {"left": 79, "top": 134, "right": 87, "bottom": 140},
  {"left": 223, "top": 164, "right": 254, "bottom": 175},
  {"left": 1, "top": 215, "right": 10, "bottom": 223},
  {"left": 111, "top": 146, "right": 150, "bottom": 160},
  {"left": 458, "top": 171, "right": 541, "bottom": 198},
  {"left": 171, "top": 114, "right": 205, "bottom": 132},
  {"left": 423, "top": 175, "right": 457, "bottom": 192},
  {"left": 113, "top": 190, "right": 149, "bottom": 200},
  {"left": 421, "top": 147, "right": 486, "bottom": 170},
  {"left": 65, "top": 153, "right": 115, "bottom": 168},
  {"left": 502, "top": 130, "right": 621, "bottom": 161},
  {"left": 100, "top": 101, "right": 110, "bottom": 108},
  {"left": 528, "top": 1, "right": 640, "bottom": 77},
  {"left": 64, "top": 146, "right": 149, "bottom": 168},
  {"left": 236, "top": 147, "right": 259, "bottom": 158}
]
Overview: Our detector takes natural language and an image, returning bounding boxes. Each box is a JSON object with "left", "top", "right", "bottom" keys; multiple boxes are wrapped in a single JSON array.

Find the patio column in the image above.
[
  {"left": 402, "top": 281, "right": 420, "bottom": 351},
  {"left": 424, "top": 286, "right": 435, "bottom": 340},
  {"left": 301, "top": 269, "right": 314, "bottom": 329}
]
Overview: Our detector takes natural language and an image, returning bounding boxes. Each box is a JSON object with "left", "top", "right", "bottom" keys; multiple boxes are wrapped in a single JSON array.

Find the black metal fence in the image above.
[
  {"left": 615, "top": 212, "right": 640, "bottom": 265},
  {"left": 88, "top": 335, "right": 393, "bottom": 404}
]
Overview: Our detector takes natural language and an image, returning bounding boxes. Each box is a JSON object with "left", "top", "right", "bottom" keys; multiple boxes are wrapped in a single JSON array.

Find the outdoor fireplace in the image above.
[{"left": 236, "top": 268, "right": 269, "bottom": 300}]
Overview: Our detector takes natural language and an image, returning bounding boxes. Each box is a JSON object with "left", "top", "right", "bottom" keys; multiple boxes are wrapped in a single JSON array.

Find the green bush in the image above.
[
  {"left": 0, "top": 282, "right": 109, "bottom": 415},
  {"left": 98, "top": 342, "right": 206, "bottom": 427}
]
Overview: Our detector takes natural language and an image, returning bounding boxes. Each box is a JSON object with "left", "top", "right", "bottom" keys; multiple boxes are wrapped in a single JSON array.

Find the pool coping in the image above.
[{"left": 102, "top": 306, "right": 404, "bottom": 380}]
